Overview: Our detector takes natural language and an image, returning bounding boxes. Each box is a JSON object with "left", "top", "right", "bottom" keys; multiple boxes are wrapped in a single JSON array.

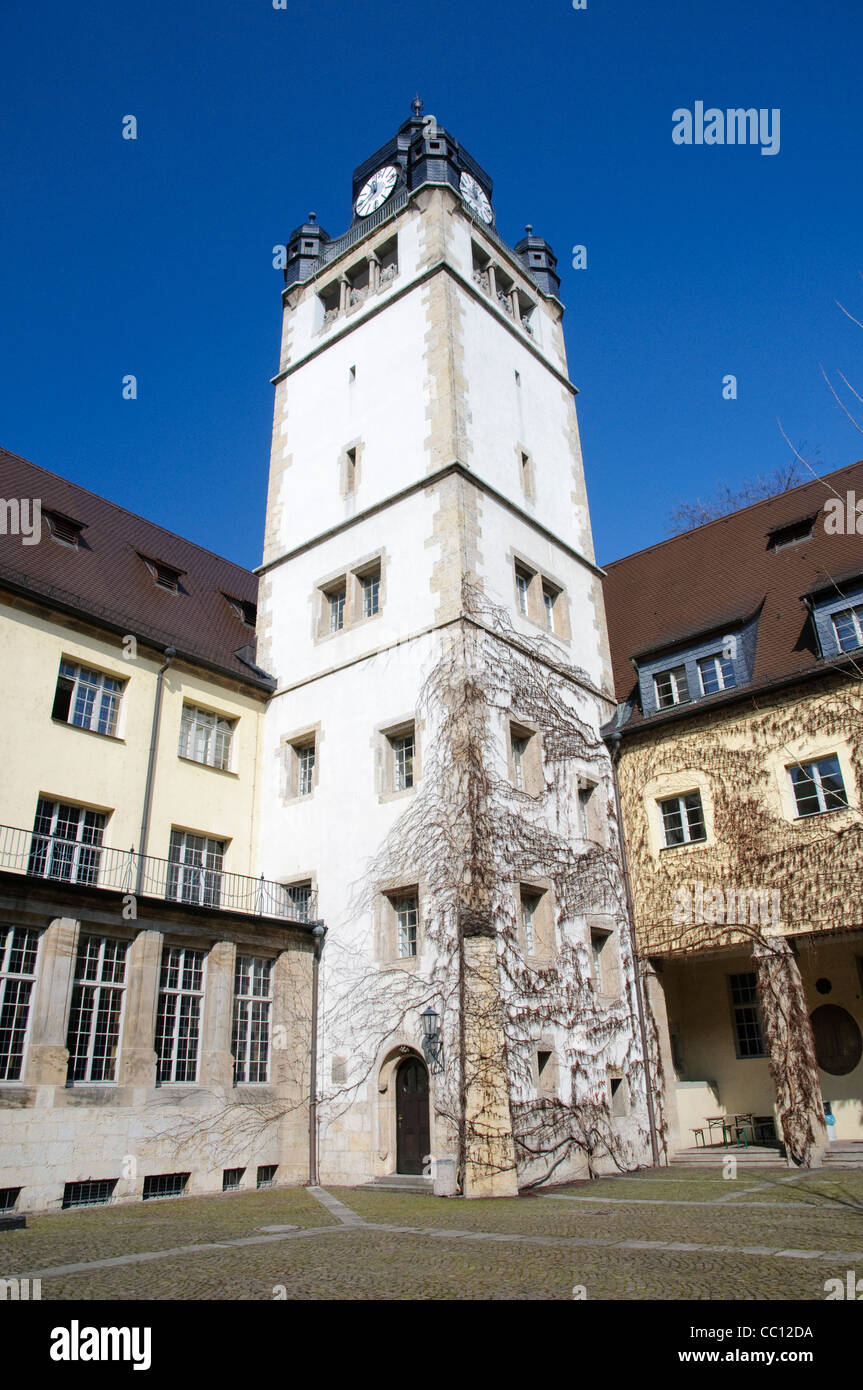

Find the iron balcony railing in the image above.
[{"left": 0, "top": 824, "right": 315, "bottom": 925}]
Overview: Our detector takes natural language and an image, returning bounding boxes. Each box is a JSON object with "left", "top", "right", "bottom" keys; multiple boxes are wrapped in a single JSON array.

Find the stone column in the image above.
[
  {"left": 640, "top": 958, "right": 677, "bottom": 1159},
  {"left": 486, "top": 263, "right": 497, "bottom": 300},
  {"left": 338, "top": 274, "right": 350, "bottom": 313},
  {"left": 24, "top": 917, "right": 80, "bottom": 1085},
  {"left": 118, "top": 929, "right": 163, "bottom": 1086},
  {"left": 461, "top": 919, "right": 518, "bottom": 1198},
  {"left": 753, "top": 935, "right": 827, "bottom": 1167},
  {"left": 200, "top": 939, "right": 236, "bottom": 1090},
  {"left": 367, "top": 252, "right": 380, "bottom": 293}
]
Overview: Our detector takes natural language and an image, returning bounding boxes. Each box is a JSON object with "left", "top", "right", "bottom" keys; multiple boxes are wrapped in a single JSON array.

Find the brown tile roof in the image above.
[
  {"left": 603, "top": 459, "right": 863, "bottom": 721},
  {"left": 0, "top": 447, "right": 271, "bottom": 689}
]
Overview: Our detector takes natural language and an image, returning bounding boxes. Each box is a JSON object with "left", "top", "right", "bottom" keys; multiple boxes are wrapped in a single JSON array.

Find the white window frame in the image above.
[
  {"left": 832, "top": 604, "right": 863, "bottom": 653},
  {"left": 654, "top": 665, "right": 690, "bottom": 709},
  {"left": 232, "top": 956, "right": 273, "bottom": 1084},
  {"left": 360, "top": 567, "right": 381, "bottom": 619},
  {"left": 66, "top": 935, "right": 128, "bottom": 1083},
  {"left": 697, "top": 653, "right": 737, "bottom": 695},
  {"left": 659, "top": 791, "right": 706, "bottom": 847},
  {"left": 54, "top": 660, "right": 122, "bottom": 737},
  {"left": 394, "top": 893, "right": 419, "bottom": 958},
  {"left": 788, "top": 755, "right": 848, "bottom": 818},
  {"left": 391, "top": 730, "right": 415, "bottom": 791},
  {"left": 297, "top": 743, "right": 316, "bottom": 797},
  {"left": 511, "top": 732, "right": 529, "bottom": 790},
  {"left": 29, "top": 799, "right": 106, "bottom": 885},
  {"left": 0, "top": 927, "right": 40, "bottom": 1081},
  {"left": 328, "top": 585, "right": 346, "bottom": 633},
  {"left": 179, "top": 704, "right": 235, "bottom": 771},
  {"left": 515, "top": 566, "right": 531, "bottom": 616},
  {"left": 155, "top": 946, "right": 206, "bottom": 1084},
  {"left": 167, "top": 830, "right": 225, "bottom": 907}
]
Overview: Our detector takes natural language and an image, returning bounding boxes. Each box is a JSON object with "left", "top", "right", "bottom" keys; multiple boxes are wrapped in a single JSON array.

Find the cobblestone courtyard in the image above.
[{"left": 5, "top": 1166, "right": 863, "bottom": 1301}]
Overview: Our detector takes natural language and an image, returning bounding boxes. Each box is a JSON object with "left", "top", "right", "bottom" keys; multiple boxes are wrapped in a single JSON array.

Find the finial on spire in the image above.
[
  {"left": 308, "top": 212, "right": 317, "bottom": 224},
  {"left": 525, "top": 224, "right": 533, "bottom": 235},
  {"left": 412, "top": 94, "right": 423, "bottom": 116}
]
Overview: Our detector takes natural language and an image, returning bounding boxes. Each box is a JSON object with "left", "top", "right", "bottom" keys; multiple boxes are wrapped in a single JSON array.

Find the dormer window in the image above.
[
  {"left": 654, "top": 664, "right": 690, "bottom": 709},
  {"left": 139, "top": 554, "right": 183, "bottom": 593},
  {"left": 225, "top": 594, "right": 257, "bottom": 628},
  {"left": 45, "top": 511, "right": 85, "bottom": 548},
  {"left": 697, "top": 653, "right": 737, "bottom": 695},
  {"left": 767, "top": 515, "right": 816, "bottom": 550},
  {"left": 832, "top": 604, "right": 863, "bottom": 653}
]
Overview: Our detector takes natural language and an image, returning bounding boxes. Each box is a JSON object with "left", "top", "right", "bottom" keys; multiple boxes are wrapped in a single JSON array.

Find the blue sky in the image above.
[{"left": 1, "top": 0, "right": 861, "bottom": 567}]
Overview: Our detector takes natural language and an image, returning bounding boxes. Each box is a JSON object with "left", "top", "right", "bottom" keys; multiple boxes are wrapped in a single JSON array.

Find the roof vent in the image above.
[
  {"left": 767, "top": 515, "right": 817, "bottom": 551},
  {"left": 224, "top": 594, "right": 257, "bottom": 628},
  {"left": 45, "top": 511, "right": 85, "bottom": 548},
  {"left": 138, "top": 553, "right": 184, "bottom": 593}
]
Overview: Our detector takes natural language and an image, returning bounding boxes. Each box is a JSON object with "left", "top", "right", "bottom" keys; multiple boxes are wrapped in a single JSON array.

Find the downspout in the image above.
[
  {"left": 607, "top": 730, "right": 661, "bottom": 1167},
  {"left": 136, "top": 647, "right": 175, "bottom": 894},
  {"left": 308, "top": 922, "right": 327, "bottom": 1185}
]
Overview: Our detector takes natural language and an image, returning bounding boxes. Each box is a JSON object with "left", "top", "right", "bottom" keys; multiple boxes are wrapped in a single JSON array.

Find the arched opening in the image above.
[{"left": 395, "top": 1055, "right": 430, "bottom": 1175}]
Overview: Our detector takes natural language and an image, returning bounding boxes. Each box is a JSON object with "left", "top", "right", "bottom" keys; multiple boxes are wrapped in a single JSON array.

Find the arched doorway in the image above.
[{"left": 395, "top": 1055, "right": 430, "bottom": 1175}]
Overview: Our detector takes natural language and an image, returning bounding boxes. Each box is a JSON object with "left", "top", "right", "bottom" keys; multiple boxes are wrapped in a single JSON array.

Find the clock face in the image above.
[
  {"left": 355, "top": 165, "right": 399, "bottom": 217},
  {"left": 459, "top": 171, "right": 493, "bottom": 224}
]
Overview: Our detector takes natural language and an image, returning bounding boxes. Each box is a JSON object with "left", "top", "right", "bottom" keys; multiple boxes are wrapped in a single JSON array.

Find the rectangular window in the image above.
[
  {"left": 52, "top": 660, "right": 122, "bottom": 737},
  {"left": 520, "top": 891, "right": 540, "bottom": 955},
  {"left": 222, "top": 1168, "right": 245, "bottom": 1191},
  {"left": 729, "top": 972, "right": 766, "bottom": 1058},
  {"left": 591, "top": 931, "right": 609, "bottom": 990},
  {"left": 142, "top": 1172, "right": 189, "bottom": 1200},
  {"left": 578, "top": 784, "right": 594, "bottom": 838},
  {"left": 62, "top": 1179, "right": 118, "bottom": 1210},
  {"left": 542, "top": 584, "right": 557, "bottom": 632},
  {"left": 297, "top": 743, "right": 316, "bottom": 797},
  {"left": 395, "top": 894, "right": 418, "bottom": 958},
  {"left": 831, "top": 605, "right": 863, "bottom": 653},
  {"left": 178, "top": 705, "right": 234, "bottom": 771},
  {"left": 511, "top": 733, "right": 528, "bottom": 790},
  {"left": 360, "top": 569, "right": 380, "bottom": 619},
  {"left": 515, "top": 566, "right": 531, "bottom": 616},
  {"left": 697, "top": 653, "right": 737, "bottom": 695},
  {"left": 789, "top": 755, "right": 848, "bottom": 818},
  {"left": 167, "top": 830, "right": 225, "bottom": 907},
  {"left": 155, "top": 946, "right": 205, "bottom": 1084},
  {"left": 654, "top": 665, "right": 690, "bottom": 709},
  {"left": 28, "top": 799, "right": 106, "bottom": 886},
  {"left": 0, "top": 926, "right": 39, "bottom": 1081},
  {"left": 328, "top": 586, "right": 346, "bottom": 633},
  {"left": 257, "top": 1164, "right": 277, "bottom": 1189},
  {"left": 659, "top": 791, "right": 706, "bottom": 847},
  {"left": 391, "top": 731, "right": 415, "bottom": 791},
  {"left": 66, "top": 935, "right": 128, "bottom": 1082},
  {"left": 232, "top": 956, "right": 273, "bottom": 1084},
  {"left": 286, "top": 881, "right": 312, "bottom": 923}
]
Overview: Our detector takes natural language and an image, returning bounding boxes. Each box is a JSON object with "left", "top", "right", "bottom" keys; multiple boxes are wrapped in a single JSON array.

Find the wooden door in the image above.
[{"left": 396, "top": 1057, "right": 430, "bottom": 1175}]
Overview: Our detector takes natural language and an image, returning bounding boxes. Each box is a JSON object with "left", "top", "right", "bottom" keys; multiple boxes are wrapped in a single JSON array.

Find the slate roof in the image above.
[
  {"left": 0, "top": 447, "right": 271, "bottom": 689},
  {"left": 603, "top": 459, "right": 863, "bottom": 727}
]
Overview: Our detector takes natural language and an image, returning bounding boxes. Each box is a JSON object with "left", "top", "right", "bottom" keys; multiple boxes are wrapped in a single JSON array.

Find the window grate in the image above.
[
  {"left": 0, "top": 1187, "right": 21, "bottom": 1212},
  {"left": 222, "top": 1168, "right": 245, "bottom": 1191},
  {"left": 62, "top": 1179, "right": 118, "bottom": 1210},
  {"left": 142, "top": 1172, "right": 190, "bottom": 1201},
  {"left": 256, "top": 1165, "right": 277, "bottom": 1189}
]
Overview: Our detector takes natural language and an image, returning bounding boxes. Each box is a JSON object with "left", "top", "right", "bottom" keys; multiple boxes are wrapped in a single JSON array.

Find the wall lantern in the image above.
[{"left": 420, "top": 1006, "right": 444, "bottom": 1075}]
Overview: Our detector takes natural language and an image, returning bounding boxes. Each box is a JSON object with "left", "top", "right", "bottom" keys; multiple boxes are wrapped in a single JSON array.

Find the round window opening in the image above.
[
  {"left": 815, "top": 977, "right": 832, "bottom": 995},
  {"left": 810, "top": 1005, "right": 863, "bottom": 1076}
]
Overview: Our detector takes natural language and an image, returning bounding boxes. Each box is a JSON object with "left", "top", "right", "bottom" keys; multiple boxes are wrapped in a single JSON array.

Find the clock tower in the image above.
[{"left": 256, "top": 106, "right": 654, "bottom": 1195}]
